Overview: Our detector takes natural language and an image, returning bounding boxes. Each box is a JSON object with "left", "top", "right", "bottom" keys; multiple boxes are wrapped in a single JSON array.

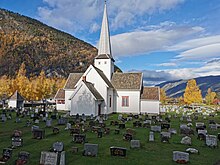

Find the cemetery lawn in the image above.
[{"left": 0, "top": 111, "right": 220, "bottom": 165}]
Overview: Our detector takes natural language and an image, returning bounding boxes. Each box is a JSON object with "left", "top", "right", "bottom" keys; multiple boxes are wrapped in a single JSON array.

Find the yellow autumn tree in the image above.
[
  {"left": 205, "top": 88, "right": 216, "bottom": 105},
  {"left": 0, "top": 76, "right": 10, "bottom": 99},
  {"left": 184, "top": 79, "right": 203, "bottom": 104},
  {"left": 160, "top": 88, "right": 167, "bottom": 104}
]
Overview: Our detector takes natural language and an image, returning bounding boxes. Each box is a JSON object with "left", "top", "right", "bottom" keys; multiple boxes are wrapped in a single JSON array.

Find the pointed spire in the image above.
[{"left": 96, "top": 1, "right": 114, "bottom": 60}]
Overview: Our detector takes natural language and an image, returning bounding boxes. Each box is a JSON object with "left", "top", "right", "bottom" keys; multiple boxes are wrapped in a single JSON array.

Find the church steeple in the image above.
[
  {"left": 94, "top": 1, "right": 114, "bottom": 81},
  {"left": 96, "top": 1, "right": 113, "bottom": 61}
]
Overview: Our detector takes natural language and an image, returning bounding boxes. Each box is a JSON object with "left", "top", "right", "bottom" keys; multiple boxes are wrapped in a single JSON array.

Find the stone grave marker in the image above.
[
  {"left": 196, "top": 122, "right": 206, "bottom": 131},
  {"left": 0, "top": 148, "right": 12, "bottom": 163},
  {"left": 83, "top": 143, "right": 98, "bottom": 157},
  {"left": 46, "top": 119, "right": 52, "bottom": 127},
  {"left": 123, "top": 133, "right": 133, "bottom": 141},
  {"left": 33, "top": 129, "right": 45, "bottom": 139},
  {"left": 209, "top": 124, "right": 217, "bottom": 131},
  {"left": 15, "top": 151, "right": 30, "bottom": 165},
  {"left": 52, "top": 142, "right": 64, "bottom": 152},
  {"left": 97, "top": 130, "right": 103, "bottom": 138},
  {"left": 133, "top": 121, "right": 142, "bottom": 127},
  {"left": 173, "top": 151, "right": 189, "bottom": 164},
  {"left": 161, "top": 123, "right": 170, "bottom": 130},
  {"left": 206, "top": 135, "right": 218, "bottom": 148},
  {"left": 181, "top": 136, "right": 192, "bottom": 145},
  {"left": 149, "top": 131, "right": 154, "bottom": 142},
  {"left": 218, "top": 133, "right": 220, "bottom": 141},
  {"left": 40, "top": 151, "right": 58, "bottom": 165},
  {"left": 130, "top": 140, "right": 140, "bottom": 149},
  {"left": 59, "top": 151, "right": 65, "bottom": 165},
  {"left": 143, "top": 120, "right": 151, "bottom": 128},
  {"left": 58, "top": 118, "right": 67, "bottom": 125},
  {"left": 161, "top": 132, "right": 171, "bottom": 138},
  {"left": 65, "top": 123, "right": 71, "bottom": 130},
  {"left": 11, "top": 137, "right": 23, "bottom": 148},
  {"left": 169, "top": 128, "right": 177, "bottom": 135},
  {"left": 209, "top": 120, "right": 216, "bottom": 124},
  {"left": 31, "top": 125, "right": 39, "bottom": 132},
  {"left": 119, "top": 123, "right": 125, "bottom": 129},
  {"left": 1, "top": 114, "right": 6, "bottom": 122},
  {"left": 118, "top": 114, "right": 123, "bottom": 121},
  {"left": 110, "top": 147, "right": 127, "bottom": 157},
  {"left": 151, "top": 125, "right": 161, "bottom": 132},
  {"left": 70, "top": 128, "right": 80, "bottom": 136},
  {"left": 34, "top": 119, "right": 39, "bottom": 124},
  {"left": 103, "top": 114, "right": 108, "bottom": 121},
  {"left": 90, "top": 114, "right": 94, "bottom": 120},
  {"left": 104, "top": 128, "right": 110, "bottom": 135},
  {"left": 73, "top": 134, "right": 86, "bottom": 143},
  {"left": 186, "top": 148, "right": 199, "bottom": 154}
]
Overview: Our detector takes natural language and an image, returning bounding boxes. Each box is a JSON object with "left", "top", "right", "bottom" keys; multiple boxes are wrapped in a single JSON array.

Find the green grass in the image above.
[{"left": 0, "top": 111, "right": 220, "bottom": 165}]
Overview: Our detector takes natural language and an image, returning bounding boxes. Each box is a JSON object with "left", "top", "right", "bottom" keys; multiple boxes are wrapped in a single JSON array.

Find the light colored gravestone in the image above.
[
  {"left": 173, "top": 151, "right": 189, "bottom": 163},
  {"left": 196, "top": 122, "right": 205, "bottom": 127},
  {"left": 209, "top": 124, "right": 217, "bottom": 131},
  {"left": 34, "top": 119, "right": 39, "bottom": 124},
  {"left": 151, "top": 126, "right": 161, "bottom": 132},
  {"left": 130, "top": 140, "right": 140, "bottom": 149},
  {"left": 46, "top": 119, "right": 52, "bottom": 127},
  {"left": 206, "top": 135, "right": 217, "bottom": 148},
  {"left": 181, "top": 136, "right": 191, "bottom": 145},
  {"left": 83, "top": 143, "right": 98, "bottom": 157},
  {"left": 40, "top": 151, "right": 58, "bottom": 165},
  {"left": 65, "top": 123, "right": 71, "bottom": 130},
  {"left": 161, "top": 132, "right": 171, "bottom": 138},
  {"left": 53, "top": 142, "right": 64, "bottom": 152},
  {"left": 198, "top": 129, "right": 207, "bottom": 135},
  {"left": 118, "top": 114, "right": 122, "bottom": 121},
  {"left": 149, "top": 132, "right": 154, "bottom": 142},
  {"left": 31, "top": 125, "right": 39, "bottom": 132},
  {"left": 169, "top": 128, "right": 177, "bottom": 135},
  {"left": 59, "top": 151, "right": 65, "bottom": 165},
  {"left": 186, "top": 148, "right": 199, "bottom": 154}
]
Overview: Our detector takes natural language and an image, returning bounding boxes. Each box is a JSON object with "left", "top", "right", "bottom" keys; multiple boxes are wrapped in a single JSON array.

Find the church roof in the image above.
[
  {"left": 64, "top": 73, "right": 83, "bottom": 89},
  {"left": 111, "top": 73, "right": 142, "bottom": 90},
  {"left": 54, "top": 89, "right": 65, "bottom": 100},
  {"left": 10, "top": 90, "right": 24, "bottom": 101},
  {"left": 84, "top": 81, "right": 104, "bottom": 101},
  {"left": 96, "top": 2, "right": 114, "bottom": 61},
  {"left": 93, "top": 66, "right": 114, "bottom": 88},
  {"left": 141, "top": 87, "right": 160, "bottom": 100}
]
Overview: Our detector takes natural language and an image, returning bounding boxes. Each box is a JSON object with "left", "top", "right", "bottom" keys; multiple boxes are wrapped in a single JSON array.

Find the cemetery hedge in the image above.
[{"left": 0, "top": 110, "right": 220, "bottom": 165}]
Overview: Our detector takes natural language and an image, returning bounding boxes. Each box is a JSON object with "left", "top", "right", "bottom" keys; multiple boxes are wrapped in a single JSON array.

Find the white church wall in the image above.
[
  {"left": 106, "top": 88, "right": 114, "bottom": 114},
  {"left": 8, "top": 100, "right": 17, "bottom": 108},
  {"left": 70, "top": 84, "right": 96, "bottom": 116},
  {"left": 116, "top": 90, "right": 140, "bottom": 114},
  {"left": 94, "top": 59, "right": 114, "bottom": 81},
  {"left": 56, "top": 102, "right": 66, "bottom": 111},
  {"left": 140, "top": 100, "right": 160, "bottom": 114},
  {"left": 65, "top": 90, "right": 74, "bottom": 111}
]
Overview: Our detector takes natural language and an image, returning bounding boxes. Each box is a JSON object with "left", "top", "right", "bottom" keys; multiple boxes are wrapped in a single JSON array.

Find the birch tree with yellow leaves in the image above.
[
  {"left": 184, "top": 79, "right": 203, "bottom": 104},
  {"left": 205, "top": 88, "right": 216, "bottom": 105}
]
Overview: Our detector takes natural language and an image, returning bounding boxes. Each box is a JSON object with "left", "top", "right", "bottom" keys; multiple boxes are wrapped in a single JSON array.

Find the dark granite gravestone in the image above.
[
  {"left": 33, "top": 129, "right": 45, "bottom": 139},
  {"left": 110, "top": 120, "right": 119, "bottom": 126},
  {"left": 70, "top": 128, "right": 80, "bottom": 136},
  {"left": 83, "top": 143, "right": 98, "bottom": 157},
  {"left": 104, "top": 128, "right": 110, "bottom": 134},
  {"left": 51, "top": 114, "right": 57, "bottom": 120},
  {"left": 133, "top": 121, "right": 142, "bottom": 127},
  {"left": 218, "top": 133, "right": 220, "bottom": 141},
  {"left": 98, "top": 130, "right": 103, "bottom": 138},
  {"left": 92, "top": 126, "right": 101, "bottom": 133},
  {"left": 143, "top": 120, "right": 151, "bottom": 128},
  {"left": 196, "top": 122, "right": 206, "bottom": 132},
  {"left": 123, "top": 133, "right": 133, "bottom": 141},
  {"left": 161, "top": 123, "right": 170, "bottom": 130},
  {"left": 0, "top": 148, "right": 12, "bottom": 163},
  {"left": 119, "top": 123, "right": 125, "bottom": 129},
  {"left": 74, "top": 134, "right": 86, "bottom": 143},
  {"left": 72, "top": 147, "right": 78, "bottom": 153},
  {"left": 133, "top": 115, "right": 139, "bottom": 119},
  {"left": 209, "top": 120, "right": 216, "bottom": 124},
  {"left": 180, "top": 125, "right": 194, "bottom": 135},
  {"left": 15, "top": 151, "right": 30, "bottom": 165},
  {"left": 53, "top": 127, "right": 60, "bottom": 134},
  {"left": 11, "top": 137, "right": 23, "bottom": 148},
  {"left": 89, "top": 121, "right": 96, "bottom": 127},
  {"left": 110, "top": 147, "right": 127, "bottom": 157},
  {"left": 52, "top": 142, "right": 64, "bottom": 152}
]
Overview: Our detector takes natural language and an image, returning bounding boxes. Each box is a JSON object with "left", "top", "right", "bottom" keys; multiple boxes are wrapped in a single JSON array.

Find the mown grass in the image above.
[{"left": 0, "top": 111, "right": 219, "bottom": 165}]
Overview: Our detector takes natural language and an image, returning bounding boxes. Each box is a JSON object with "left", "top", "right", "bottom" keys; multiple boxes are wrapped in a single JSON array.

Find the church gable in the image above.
[
  {"left": 111, "top": 73, "right": 143, "bottom": 90},
  {"left": 64, "top": 73, "right": 83, "bottom": 89},
  {"left": 54, "top": 88, "right": 65, "bottom": 100},
  {"left": 10, "top": 90, "right": 24, "bottom": 101}
]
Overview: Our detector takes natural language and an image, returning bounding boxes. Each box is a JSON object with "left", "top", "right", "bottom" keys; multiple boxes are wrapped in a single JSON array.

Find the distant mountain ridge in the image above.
[
  {"left": 0, "top": 8, "right": 97, "bottom": 77},
  {"left": 157, "top": 75, "right": 220, "bottom": 98}
]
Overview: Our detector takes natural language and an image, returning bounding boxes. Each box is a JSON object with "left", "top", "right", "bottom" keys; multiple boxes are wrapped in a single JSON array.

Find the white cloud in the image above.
[
  {"left": 156, "top": 63, "right": 177, "bottom": 67},
  {"left": 111, "top": 26, "right": 203, "bottom": 57},
  {"left": 89, "top": 23, "right": 100, "bottom": 33},
  {"left": 37, "top": 0, "right": 185, "bottom": 33}
]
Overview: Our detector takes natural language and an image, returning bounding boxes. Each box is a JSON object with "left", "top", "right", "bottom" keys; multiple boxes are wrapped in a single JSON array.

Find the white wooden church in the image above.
[{"left": 55, "top": 3, "right": 160, "bottom": 116}]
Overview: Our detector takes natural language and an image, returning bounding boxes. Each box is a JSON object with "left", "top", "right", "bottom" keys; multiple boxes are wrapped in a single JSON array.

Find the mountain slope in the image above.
[
  {"left": 0, "top": 8, "right": 97, "bottom": 77},
  {"left": 157, "top": 75, "right": 220, "bottom": 98}
]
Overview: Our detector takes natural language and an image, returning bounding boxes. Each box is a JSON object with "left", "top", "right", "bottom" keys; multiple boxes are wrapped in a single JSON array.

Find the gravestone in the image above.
[
  {"left": 104, "top": 128, "right": 110, "bottom": 134},
  {"left": 46, "top": 119, "right": 52, "bottom": 127},
  {"left": 74, "top": 134, "right": 86, "bottom": 143},
  {"left": 196, "top": 122, "right": 206, "bottom": 132},
  {"left": 15, "top": 151, "right": 30, "bottom": 165},
  {"left": 83, "top": 143, "right": 98, "bottom": 157},
  {"left": 143, "top": 120, "right": 151, "bottom": 128},
  {"left": 70, "top": 128, "right": 80, "bottom": 136},
  {"left": 149, "top": 131, "right": 154, "bottom": 142},
  {"left": 72, "top": 147, "right": 78, "bottom": 153},
  {"left": 51, "top": 114, "right": 57, "bottom": 120},
  {"left": 161, "top": 123, "right": 170, "bottom": 130},
  {"left": 0, "top": 148, "right": 12, "bottom": 163},
  {"left": 209, "top": 124, "right": 217, "bottom": 131},
  {"left": 151, "top": 126, "right": 161, "bottom": 132},
  {"left": 206, "top": 135, "right": 218, "bottom": 148},
  {"left": 103, "top": 114, "right": 108, "bottom": 121},
  {"left": 98, "top": 130, "right": 103, "bottom": 138},
  {"left": 11, "top": 137, "right": 23, "bottom": 148},
  {"left": 123, "top": 133, "right": 133, "bottom": 141},
  {"left": 40, "top": 151, "right": 58, "bottom": 165},
  {"left": 119, "top": 123, "right": 125, "bottom": 129},
  {"left": 181, "top": 136, "right": 192, "bottom": 145},
  {"left": 133, "top": 121, "right": 142, "bottom": 127},
  {"left": 33, "top": 129, "right": 45, "bottom": 139},
  {"left": 34, "top": 119, "right": 39, "bottom": 124},
  {"left": 161, "top": 132, "right": 171, "bottom": 139},
  {"left": 65, "top": 123, "right": 71, "bottom": 130},
  {"left": 58, "top": 118, "right": 67, "bottom": 125},
  {"left": 186, "top": 148, "right": 199, "bottom": 154},
  {"left": 130, "top": 140, "right": 140, "bottom": 149},
  {"left": 110, "top": 147, "right": 127, "bottom": 157},
  {"left": 218, "top": 133, "right": 220, "bottom": 141},
  {"left": 31, "top": 125, "right": 39, "bottom": 132},
  {"left": 118, "top": 114, "right": 123, "bottom": 121},
  {"left": 90, "top": 114, "right": 94, "bottom": 120},
  {"left": 52, "top": 142, "right": 64, "bottom": 152},
  {"left": 173, "top": 151, "right": 189, "bottom": 164},
  {"left": 1, "top": 114, "right": 6, "bottom": 122},
  {"left": 169, "top": 128, "right": 177, "bottom": 135},
  {"left": 53, "top": 127, "right": 60, "bottom": 134},
  {"left": 59, "top": 151, "right": 65, "bottom": 165}
]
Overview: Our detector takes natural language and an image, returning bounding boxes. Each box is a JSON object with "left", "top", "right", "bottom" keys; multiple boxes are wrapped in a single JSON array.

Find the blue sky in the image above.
[{"left": 1, "top": 0, "right": 220, "bottom": 85}]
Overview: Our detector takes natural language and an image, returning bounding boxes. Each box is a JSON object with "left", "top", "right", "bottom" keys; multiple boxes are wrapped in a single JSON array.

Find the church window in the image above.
[
  {"left": 122, "top": 96, "right": 129, "bottom": 107},
  {"left": 98, "top": 62, "right": 101, "bottom": 65},
  {"left": 57, "top": 100, "right": 65, "bottom": 104},
  {"left": 109, "top": 95, "right": 112, "bottom": 107},
  {"left": 104, "top": 61, "right": 107, "bottom": 64}
]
